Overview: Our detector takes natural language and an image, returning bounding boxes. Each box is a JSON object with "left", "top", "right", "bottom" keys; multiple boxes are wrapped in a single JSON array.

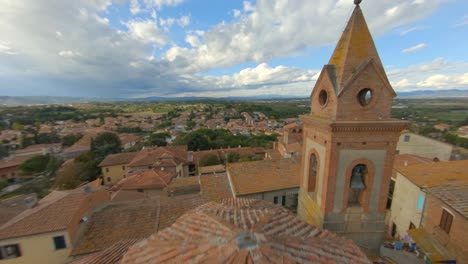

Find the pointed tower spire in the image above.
[{"left": 328, "top": 4, "right": 389, "bottom": 92}]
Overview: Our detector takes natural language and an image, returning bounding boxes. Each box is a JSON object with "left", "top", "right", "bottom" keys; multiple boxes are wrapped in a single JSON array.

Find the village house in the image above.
[
  {"left": 397, "top": 132, "right": 453, "bottom": 161},
  {"left": 127, "top": 146, "right": 189, "bottom": 178},
  {"left": 275, "top": 123, "right": 303, "bottom": 158},
  {"left": 98, "top": 152, "right": 138, "bottom": 185},
  {"left": 110, "top": 169, "right": 176, "bottom": 202},
  {"left": 227, "top": 158, "right": 300, "bottom": 210},
  {"left": 12, "top": 143, "right": 62, "bottom": 158},
  {"left": 389, "top": 160, "right": 468, "bottom": 244},
  {"left": 409, "top": 181, "right": 468, "bottom": 263},
  {"left": 0, "top": 181, "right": 109, "bottom": 264}
]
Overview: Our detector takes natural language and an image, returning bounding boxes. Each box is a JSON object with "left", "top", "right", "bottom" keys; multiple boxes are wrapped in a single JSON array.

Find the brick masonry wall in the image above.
[{"left": 422, "top": 194, "right": 468, "bottom": 263}]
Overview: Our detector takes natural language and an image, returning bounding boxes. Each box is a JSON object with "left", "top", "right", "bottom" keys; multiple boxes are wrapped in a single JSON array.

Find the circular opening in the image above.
[
  {"left": 319, "top": 90, "right": 328, "bottom": 106},
  {"left": 358, "top": 88, "right": 373, "bottom": 106}
]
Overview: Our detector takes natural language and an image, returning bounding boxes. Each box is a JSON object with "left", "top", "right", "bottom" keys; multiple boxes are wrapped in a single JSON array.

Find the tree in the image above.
[
  {"left": 62, "top": 134, "right": 83, "bottom": 147},
  {"left": 186, "top": 121, "right": 196, "bottom": 130},
  {"left": 12, "top": 122, "right": 24, "bottom": 131},
  {"left": 199, "top": 154, "right": 221, "bottom": 167},
  {"left": 0, "top": 145, "right": 9, "bottom": 159},
  {"left": 91, "top": 132, "right": 122, "bottom": 163},
  {"left": 19, "top": 155, "right": 51, "bottom": 175},
  {"left": 226, "top": 152, "right": 240, "bottom": 163},
  {"left": 174, "top": 131, "right": 210, "bottom": 151},
  {"left": 146, "top": 132, "right": 169, "bottom": 147}
]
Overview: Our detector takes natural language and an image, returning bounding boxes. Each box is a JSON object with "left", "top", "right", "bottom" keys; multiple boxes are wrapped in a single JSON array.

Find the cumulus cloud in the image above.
[
  {"left": 162, "top": 0, "right": 443, "bottom": 73},
  {"left": 159, "top": 15, "right": 190, "bottom": 29},
  {"left": 389, "top": 58, "right": 468, "bottom": 91},
  {"left": 125, "top": 19, "right": 166, "bottom": 45},
  {"left": 0, "top": 42, "right": 17, "bottom": 55},
  {"left": 401, "top": 43, "right": 427, "bottom": 53},
  {"left": 0, "top": 0, "right": 457, "bottom": 98},
  {"left": 58, "top": 50, "right": 81, "bottom": 58}
]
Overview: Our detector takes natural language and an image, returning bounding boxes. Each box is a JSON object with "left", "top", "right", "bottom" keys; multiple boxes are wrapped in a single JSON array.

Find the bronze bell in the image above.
[{"left": 350, "top": 173, "right": 365, "bottom": 189}]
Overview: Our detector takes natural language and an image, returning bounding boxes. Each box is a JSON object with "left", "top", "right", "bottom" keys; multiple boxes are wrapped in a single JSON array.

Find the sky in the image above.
[{"left": 0, "top": 0, "right": 467, "bottom": 99}]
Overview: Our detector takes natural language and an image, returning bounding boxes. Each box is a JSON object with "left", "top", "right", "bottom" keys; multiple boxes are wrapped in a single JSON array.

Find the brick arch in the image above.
[
  {"left": 342, "top": 158, "right": 375, "bottom": 213},
  {"left": 305, "top": 149, "right": 321, "bottom": 199}
]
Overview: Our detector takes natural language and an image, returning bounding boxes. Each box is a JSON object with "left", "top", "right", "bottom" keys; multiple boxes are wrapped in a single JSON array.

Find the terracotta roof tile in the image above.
[
  {"left": 71, "top": 194, "right": 207, "bottom": 257},
  {"left": 426, "top": 182, "right": 468, "bottom": 219},
  {"left": 228, "top": 159, "right": 300, "bottom": 195},
  {"left": 0, "top": 189, "right": 109, "bottom": 240},
  {"left": 114, "top": 169, "right": 176, "bottom": 190},
  {"left": 128, "top": 146, "right": 187, "bottom": 167},
  {"left": 393, "top": 154, "right": 433, "bottom": 171},
  {"left": 199, "top": 164, "right": 226, "bottom": 174},
  {"left": 67, "top": 239, "right": 140, "bottom": 264},
  {"left": 397, "top": 160, "right": 468, "bottom": 188},
  {"left": 121, "top": 198, "right": 370, "bottom": 264},
  {"left": 98, "top": 152, "right": 138, "bottom": 167},
  {"left": 200, "top": 173, "right": 234, "bottom": 202}
]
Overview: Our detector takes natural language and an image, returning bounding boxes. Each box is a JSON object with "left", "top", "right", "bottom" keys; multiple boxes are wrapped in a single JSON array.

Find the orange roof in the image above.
[
  {"left": 228, "top": 158, "right": 300, "bottom": 195},
  {"left": 71, "top": 194, "right": 207, "bottom": 256},
  {"left": 283, "top": 123, "right": 301, "bottom": 130},
  {"left": 115, "top": 169, "right": 176, "bottom": 190},
  {"left": 198, "top": 164, "right": 226, "bottom": 174},
  {"left": 397, "top": 160, "right": 468, "bottom": 188},
  {"left": 328, "top": 5, "right": 390, "bottom": 94},
  {"left": 426, "top": 182, "right": 468, "bottom": 219},
  {"left": 129, "top": 146, "right": 187, "bottom": 167},
  {"left": 0, "top": 189, "right": 109, "bottom": 240},
  {"left": 393, "top": 154, "right": 433, "bottom": 171},
  {"left": 121, "top": 198, "right": 370, "bottom": 264},
  {"left": 200, "top": 173, "right": 234, "bottom": 202},
  {"left": 98, "top": 152, "right": 138, "bottom": 167}
]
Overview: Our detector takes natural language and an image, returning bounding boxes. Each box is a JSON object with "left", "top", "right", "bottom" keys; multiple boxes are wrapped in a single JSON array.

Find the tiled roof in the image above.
[
  {"left": 397, "top": 160, "right": 468, "bottom": 188},
  {"left": 228, "top": 158, "right": 300, "bottom": 195},
  {"left": 393, "top": 154, "right": 433, "bottom": 171},
  {"left": 200, "top": 173, "right": 234, "bottom": 202},
  {"left": 192, "top": 147, "right": 266, "bottom": 164},
  {"left": 0, "top": 194, "right": 36, "bottom": 226},
  {"left": 198, "top": 164, "right": 226, "bottom": 174},
  {"left": 426, "top": 182, "right": 468, "bottom": 219},
  {"left": 128, "top": 146, "right": 187, "bottom": 167},
  {"left": 98, "top": 152, "right": 138, "bottom": 167},
  {"left": 114, "top": 169, "right": 176, "bottom": 190},
  {"left": 121, "top": 198, "right": 370, "bottom": 264},
  {"left": 0, "top": 154, "right": 40, "bottom": 169},
  {"left": 284, "top": 123, "right": 301, "bottom": 130},
  {"left": 165, "top": 176, "right": 200, "bottom": 196},
  {"left": 67, "top": 239, "right": 140, "bottom": 264},
  {"left": 0, "top": 189, "right": 108, "bottom": 240},
  {"left": 71, "top": 194, "right": 207, "bottom": 257}
]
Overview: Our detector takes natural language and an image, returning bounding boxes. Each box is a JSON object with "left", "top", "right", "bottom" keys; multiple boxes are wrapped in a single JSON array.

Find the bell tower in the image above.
[{"left": 297, "top": 2, "right": 408, "bottom": 251}]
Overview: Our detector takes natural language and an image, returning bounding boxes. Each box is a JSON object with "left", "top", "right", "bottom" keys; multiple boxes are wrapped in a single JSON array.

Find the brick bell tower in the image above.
[{"left": 297, "top": 2, "right": 408, "bottom": 251}]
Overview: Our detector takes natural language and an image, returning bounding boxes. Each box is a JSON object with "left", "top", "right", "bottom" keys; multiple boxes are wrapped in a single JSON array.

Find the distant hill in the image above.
[
  {"left": 0, "top": 89, "right": 466, "bottom": 106},
  {"left": 396, "top": 89, "right": 468, "bottom": 98}
]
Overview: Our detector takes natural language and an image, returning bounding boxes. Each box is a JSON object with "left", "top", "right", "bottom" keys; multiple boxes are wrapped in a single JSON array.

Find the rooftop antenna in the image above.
[{"left": 354, "top": 0, "right": 362, "bottom": 5}]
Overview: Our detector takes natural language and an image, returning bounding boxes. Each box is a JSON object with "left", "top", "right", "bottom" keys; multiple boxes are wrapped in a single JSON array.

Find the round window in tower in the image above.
[
  {"left": 358, "top": 88, "right": 373, "bottom": 106},
  {"left": 318, "top": 90, "right": 328, "bottom": 106}
]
